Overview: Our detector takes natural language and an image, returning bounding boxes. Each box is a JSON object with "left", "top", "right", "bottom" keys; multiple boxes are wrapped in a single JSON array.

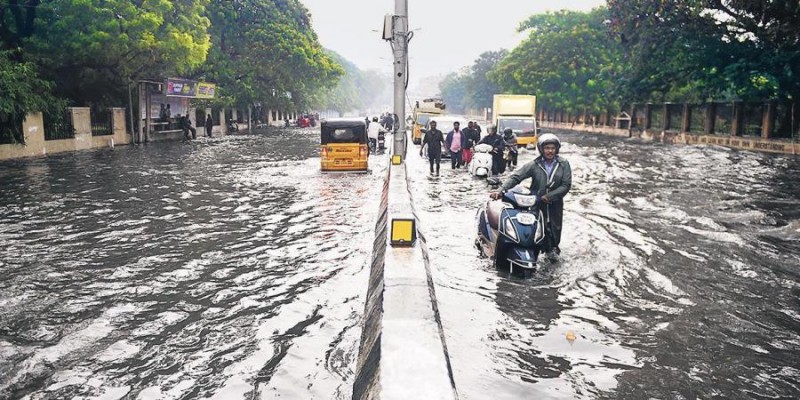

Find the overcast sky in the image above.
[{"left": 300, "top": 0, "right": 605, "bottom": 80}]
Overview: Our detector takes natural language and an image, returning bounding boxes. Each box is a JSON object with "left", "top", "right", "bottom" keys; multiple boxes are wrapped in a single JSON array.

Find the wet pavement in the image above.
[
  {"left": 406, "top": 132, "right": 800, "bottom": 399},
  {"left": 1, "top": 129, "right": 799, "bottom": 399},
  {"left": 0, "top": 129, "right": 388, "bottom": 399}
]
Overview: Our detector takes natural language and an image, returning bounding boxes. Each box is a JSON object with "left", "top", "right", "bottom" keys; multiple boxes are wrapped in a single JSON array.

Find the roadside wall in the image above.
[
  {"left": 540, "top": 121, "right": 800, "bottom": 155},
  {"left": 0, "top": 108, "right": 131, "bottom": 161}
]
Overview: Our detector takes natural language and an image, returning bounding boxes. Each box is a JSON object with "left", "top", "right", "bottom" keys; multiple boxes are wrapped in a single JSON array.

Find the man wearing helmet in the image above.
[{"left": 490, "top": 133, "right": 572, "bottom": 260}]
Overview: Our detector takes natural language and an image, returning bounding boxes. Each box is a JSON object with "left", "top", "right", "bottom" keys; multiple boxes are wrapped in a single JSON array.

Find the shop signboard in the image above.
[
  {"left": 165, "top": 78, "right": 197, "bottom": 98},
  {"left": 196, "top": 82, "right": 216, "bottom": 99}
]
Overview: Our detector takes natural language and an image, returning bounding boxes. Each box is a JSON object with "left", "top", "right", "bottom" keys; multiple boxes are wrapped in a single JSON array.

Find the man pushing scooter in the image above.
[{"left": 490, "top": 133, "right": 572, "bottom": 260}]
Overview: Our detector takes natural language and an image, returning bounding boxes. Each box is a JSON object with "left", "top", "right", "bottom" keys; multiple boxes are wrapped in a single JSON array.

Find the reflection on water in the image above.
[
  {"left": 0, "top": 129, "right": 388, "bottom": 399},
  {"left": 407, "top": 134, "right": 800, "bottom": 399}
]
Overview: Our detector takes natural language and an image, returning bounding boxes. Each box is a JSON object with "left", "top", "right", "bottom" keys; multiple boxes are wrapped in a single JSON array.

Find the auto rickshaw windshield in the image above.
[{"left": 321, "top": 125, "right": 366, "bottom": 144}]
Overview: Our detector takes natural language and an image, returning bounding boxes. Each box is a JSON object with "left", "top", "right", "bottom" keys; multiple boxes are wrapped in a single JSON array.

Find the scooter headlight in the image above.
[
  {"left": 514, "top": 194, "right": 537, "bottom": 207},
  {"left": 503, "top": 218, "right": 519, "bottom": 242}
]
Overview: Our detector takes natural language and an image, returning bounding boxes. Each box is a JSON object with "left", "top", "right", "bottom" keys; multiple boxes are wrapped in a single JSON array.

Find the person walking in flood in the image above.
[
  {"left": 445, "top": 121, "right": 468, "bottom": 169},
  {"left": 420, "top": 120, "right": 446, "bottom": 176},
  {"left": 205, "top": 114, "right": 214, "bottom": 137},
  {"left": 462, "top": 121, "right": 479, "bottom": 167}
]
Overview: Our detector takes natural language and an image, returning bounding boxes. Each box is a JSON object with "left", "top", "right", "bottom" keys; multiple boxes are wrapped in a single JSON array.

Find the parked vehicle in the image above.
[{"left": 320, "top": 118, "right": 368, "bottom": 173}]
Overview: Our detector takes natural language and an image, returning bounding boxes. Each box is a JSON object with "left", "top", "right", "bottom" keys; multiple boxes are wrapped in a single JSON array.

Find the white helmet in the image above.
[{"left": 537, "top": 133, "right": 561, "bottom": 154}]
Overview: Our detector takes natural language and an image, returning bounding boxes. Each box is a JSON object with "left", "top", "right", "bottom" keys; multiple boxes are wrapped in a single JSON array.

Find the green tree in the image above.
[
  {"left": 439, "top": 70, "right": 470, "bottom": 114},
  {"left": 468, "top": 50, "right": 507, "bottom": 110},
  {"left": 490, "top": 8, "right": 623, "bottom": 115},
  {"left": 0, "top": 50, "right": 64, "bottom": 143},
  {"left": 607, "top": 0, "right": 800, "bottom": 102},
  {"left": 21, "top": 0, "right": 211, "bottom": 107},
  {"left": 200, "top": 0, "right": 342, "bottom": 112}
]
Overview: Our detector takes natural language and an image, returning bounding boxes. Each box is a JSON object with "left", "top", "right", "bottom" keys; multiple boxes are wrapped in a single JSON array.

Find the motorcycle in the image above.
[
  {"left": 469, "top": 143, "right": 493, "bottom": 178},
  {"left": 377, "top": 131, "right": 386, "bottom": 153},
  {"left": 476, "top": 185, "right": 546, "bottom": 276}
]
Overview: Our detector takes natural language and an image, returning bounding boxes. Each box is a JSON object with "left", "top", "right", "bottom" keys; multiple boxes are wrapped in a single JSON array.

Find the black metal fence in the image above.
[
  {"left": 541, "top": 100, "right": 799, "bottom": 140},
  {"left": 44, "top": 109, "right": 75, "bottom": 141},
  {"left": 91, "top": 108, "right": 113, "bottom": 136}
]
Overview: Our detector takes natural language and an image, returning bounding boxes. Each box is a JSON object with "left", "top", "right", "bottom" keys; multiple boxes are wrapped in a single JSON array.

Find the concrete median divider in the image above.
[{"left": 352, "top": 154, "right": 458, "bottom": 400}]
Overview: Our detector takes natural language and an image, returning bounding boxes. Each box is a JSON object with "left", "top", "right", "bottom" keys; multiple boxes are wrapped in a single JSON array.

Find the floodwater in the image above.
[
  {"left": 0, "top": 129, "right": 388, "bottom": 399},
  {"left": 1, "top": 129, "right": 799, "bottom": 399},
  {"left": 406, "top": 132, "right": 800, "bottom": 399}
]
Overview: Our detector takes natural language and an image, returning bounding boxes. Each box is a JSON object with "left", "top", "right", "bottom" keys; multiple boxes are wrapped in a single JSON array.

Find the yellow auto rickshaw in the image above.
[{"left": 320, "top": 118, "right": 368, "bottom": 172}]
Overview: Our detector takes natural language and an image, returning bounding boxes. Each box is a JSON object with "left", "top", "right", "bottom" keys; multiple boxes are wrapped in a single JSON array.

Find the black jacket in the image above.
[
  {"left": 462, "top": 127, "right": 480, "bottom": 149},
  {"left": 479, "top": 133, "right": 505, "bottom": 154},
  {"left": 422, "top": 128, "right": 445, "bottom": 157}
]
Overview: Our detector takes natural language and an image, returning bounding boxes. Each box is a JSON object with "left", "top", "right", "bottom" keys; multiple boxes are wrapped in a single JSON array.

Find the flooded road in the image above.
[
  {"left": 406, "top": 132, "right": 800, "bottom": 399},
  {"left": 0, "top": 129, "right": 388, "bottom": 399},
  {"left": 2, "top": 128, "right": 799, "bottom": 399}
]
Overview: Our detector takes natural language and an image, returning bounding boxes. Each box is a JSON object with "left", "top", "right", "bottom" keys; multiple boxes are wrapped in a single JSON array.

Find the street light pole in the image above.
[{"left": 392, "top": 0, "right": 408, "bottom": 159}]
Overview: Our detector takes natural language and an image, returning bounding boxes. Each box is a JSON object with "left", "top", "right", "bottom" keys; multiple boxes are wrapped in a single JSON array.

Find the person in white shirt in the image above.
[{"left": 367, "top": 117, "right": 387, "bottom": 153}]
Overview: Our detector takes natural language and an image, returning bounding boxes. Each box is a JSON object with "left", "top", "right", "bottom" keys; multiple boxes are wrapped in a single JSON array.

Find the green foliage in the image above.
[
  {"left": 439, "top": 70, "right": 470, "bottom": 114},
  {"left": 1, "top": 0, "right": 341, "bottom": 121},
  {"left": 489, "top": 8, "right": 623, "bottom": 114},
  {"left": 202, "top": 0, "right": 342, "bottom": 111},
  {"left": 607, "top": 0, "right": 800, "bottom": 102},
  {"left": 0, "top": 50, "right": 65, "bottom": 143},
  {"left": 468, "top": 50, "right": 507, "bottom": 109},
  {"left": 439, "top": 51, "right": 508, "bottom": 114},
  {"left": 22, "top": 0, "right": 211, "bottom": 107}
]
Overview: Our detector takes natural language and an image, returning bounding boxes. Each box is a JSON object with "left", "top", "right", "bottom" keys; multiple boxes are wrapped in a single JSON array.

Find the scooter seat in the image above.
[{"left": 486, "top": 200, "right": 505, "bottom": 230}]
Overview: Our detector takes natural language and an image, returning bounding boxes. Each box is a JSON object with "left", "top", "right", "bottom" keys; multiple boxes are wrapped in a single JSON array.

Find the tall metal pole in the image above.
[{"left": 392, "top": 0, "right": 408, "bottom": 159}]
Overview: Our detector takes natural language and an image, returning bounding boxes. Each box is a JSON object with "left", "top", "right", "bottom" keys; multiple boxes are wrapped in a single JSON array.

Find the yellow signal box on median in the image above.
[{"left": 390, "top": 218, "right": 416, "bottom": 246}]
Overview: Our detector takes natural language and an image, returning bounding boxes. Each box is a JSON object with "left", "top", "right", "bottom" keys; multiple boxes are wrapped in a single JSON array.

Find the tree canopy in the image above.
[
  {"left": 441, "top": 1, "right": 799, "bottom": 120},
  {"left": 490, "top": 8, "right": 622, "bottom": 114},
  {"left": 608, "top": 0, "right": 800, "bottom": 102},
  {"left": 439, "top": 50, "right": 507, "bottom": 114},
  {"left": 200, "top": 0, "right": 341, "bottom": 111},
  {"left": 0, "top": 0, "right": 346, "bottom": 143}
]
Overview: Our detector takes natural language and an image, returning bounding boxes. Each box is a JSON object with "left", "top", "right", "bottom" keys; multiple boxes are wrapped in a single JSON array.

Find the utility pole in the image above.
[{"left": 391, "top": 0, "right": 408, "bottom": 160}]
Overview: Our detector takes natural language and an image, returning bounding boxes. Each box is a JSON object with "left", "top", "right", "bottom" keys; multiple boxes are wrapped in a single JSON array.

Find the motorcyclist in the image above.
[
  {"left": 478, "top": 125, "right": 505, "bottom": 175},
  {"left": 503, "top": 128, "right": 518, "bottom": 170},
  {"left": 367, "top": 117, "right": 387, "bottom": 154},
  {"left": 490, "top": 133, "right": 572, "bottom": 260}
]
